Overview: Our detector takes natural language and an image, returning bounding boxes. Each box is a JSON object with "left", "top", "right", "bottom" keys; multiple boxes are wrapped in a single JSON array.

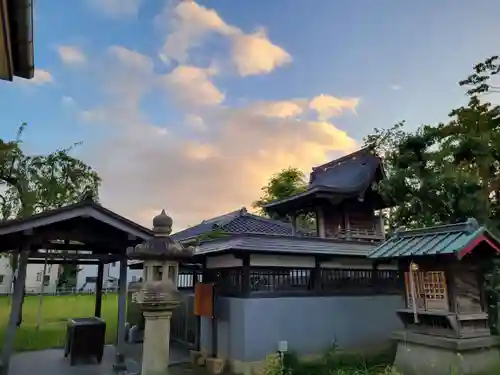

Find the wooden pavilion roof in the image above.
[{"left": 0, "top": 199, "right": 153, "bottom": 254}]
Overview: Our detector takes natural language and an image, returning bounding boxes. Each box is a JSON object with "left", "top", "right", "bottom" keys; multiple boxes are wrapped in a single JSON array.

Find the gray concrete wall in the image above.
[{"left": 200, "top": 295, "right": 404, "bottom": 362}]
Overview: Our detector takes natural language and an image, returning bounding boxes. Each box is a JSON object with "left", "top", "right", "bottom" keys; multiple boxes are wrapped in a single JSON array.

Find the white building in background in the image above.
[
  {"left": 0, "top": 256, "right": 61, "bottom": 294},
  {"left": 0, "top": 256, "right": 143, "bottom": 294},
  {"left": 76, "top": 263, "right": 143, "bottom": 292}
]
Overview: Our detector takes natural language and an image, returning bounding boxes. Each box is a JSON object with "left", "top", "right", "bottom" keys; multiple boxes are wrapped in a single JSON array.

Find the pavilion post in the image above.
[
  {"left": 0, "top": 249, "right": 29, "bottom": 375},
  {"left": 95, "top": 261, "right": 104, "bottom": 318},
  {"left": 113, "top": 256, "right": 128, "bottom": 371}
]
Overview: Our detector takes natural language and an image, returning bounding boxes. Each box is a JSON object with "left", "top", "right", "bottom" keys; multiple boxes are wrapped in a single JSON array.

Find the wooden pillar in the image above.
[
  {"left": 0, "top": 249, "right": 29, "bottom": 375},
  {"left": 113, "top": 256, "right": 128, "bottom": 371},
  {"left": 344, "top": 211, "right": 351, "bottom": 239},
  {"left": 290, "top": 214, "right": 297, "bottom": 236},
  {"left": 371, "top": 261, "right": 379, "bottom": 294},
  {"left": 241, "top": 253, "right": 250, "bottom": 296},
  {"left": 316, "top": 207, "right": 326, "bottom": 238},
  {"left": 312, "top": 256, "right": 322, "bottom": 291},
  {"left": 94, "top": 262, "right": 104, "bottom": 318}
]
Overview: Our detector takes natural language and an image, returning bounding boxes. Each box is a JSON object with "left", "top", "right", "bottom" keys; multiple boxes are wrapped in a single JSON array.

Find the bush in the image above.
[{"left": 260, "top": 345, "right": 398, "bottom": 375}]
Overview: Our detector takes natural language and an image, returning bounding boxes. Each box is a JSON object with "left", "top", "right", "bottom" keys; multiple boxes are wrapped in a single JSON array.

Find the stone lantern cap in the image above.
[{"left": 127, "top": 209, "right": 195, "bottom": 261}]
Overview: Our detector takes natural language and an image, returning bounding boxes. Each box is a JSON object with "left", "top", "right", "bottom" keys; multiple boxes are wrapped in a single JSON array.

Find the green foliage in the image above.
[
  {"left": 363, "top": 55, "right": 500, "bottom": 332},
  {"left": 252, "top": 167, "right": 307, "bottom": 215},
  {"left": 261, "top": 345, "right": 397, "bottom": 375},
  {"left": 0, "top": 123, "right": 101, "bottom": 220},
  {"left": 364, "top": 55, "right": 500, "bottom": 232},
  {"left": 195, "top": 228, "right": 230, "bottom": 245},
  {"left": 253, "top": 166, "right": 317, "bottom": 232},
  {"left": 0, "top": 123, "right": 101, "bottom": 287}
]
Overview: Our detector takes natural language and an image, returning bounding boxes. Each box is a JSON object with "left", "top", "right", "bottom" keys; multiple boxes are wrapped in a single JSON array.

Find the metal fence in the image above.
[{"left": 0, "top": 285, "right": 120, "bottom": 296}]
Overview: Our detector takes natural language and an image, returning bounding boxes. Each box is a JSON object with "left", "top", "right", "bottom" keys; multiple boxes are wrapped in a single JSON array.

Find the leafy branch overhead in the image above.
[
  {"left": 0, "top": 123, "right": 101, "bottom": 284},
  {"left": 0, "top": 123, "right": 101, "bottom": 220},
  {"left": 252, "top": 167, "right": 307, "bottom": 216}
]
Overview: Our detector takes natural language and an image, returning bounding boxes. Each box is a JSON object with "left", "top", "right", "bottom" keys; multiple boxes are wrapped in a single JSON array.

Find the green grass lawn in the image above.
[{"left": 0, "top": 294, "right": 119, "bottom": 352}]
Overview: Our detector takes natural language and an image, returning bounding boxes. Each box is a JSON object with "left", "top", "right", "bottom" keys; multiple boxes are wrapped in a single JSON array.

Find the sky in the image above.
[{"left": 0, "top": 0, "right": 499, "bottom": 231}]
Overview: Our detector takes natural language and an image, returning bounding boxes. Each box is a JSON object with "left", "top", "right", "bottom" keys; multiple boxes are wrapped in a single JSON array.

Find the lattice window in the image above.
[{"left": 405, "top": 270, "right": 448, "bottom": 312}]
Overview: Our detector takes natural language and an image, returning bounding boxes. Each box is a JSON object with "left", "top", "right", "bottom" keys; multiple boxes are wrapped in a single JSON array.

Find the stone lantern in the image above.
[{"left": 128, "top": 210, "right": 194, "bottom": 375}]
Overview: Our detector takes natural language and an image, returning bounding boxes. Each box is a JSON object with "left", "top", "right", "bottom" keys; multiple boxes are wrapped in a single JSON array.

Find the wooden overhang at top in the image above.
[
  {"left": 0, "top": 199, "right": 153, "bottom": 254},
  {"left": 0, "top": 0, "right": 34, "bottom": 81}
]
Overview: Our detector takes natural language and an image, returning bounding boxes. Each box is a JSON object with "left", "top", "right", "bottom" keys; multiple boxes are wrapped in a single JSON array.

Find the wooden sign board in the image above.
[{"left": 194, "top": 283, "right": 214, "bottom": 317}]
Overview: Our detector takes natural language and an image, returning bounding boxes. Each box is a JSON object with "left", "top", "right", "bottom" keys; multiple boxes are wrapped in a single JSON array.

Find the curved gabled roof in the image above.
[
  {"left": 263, "top": 148, "right": 384, "bottom": 212},
  {"left": 171, "top": 208, "right": 293, "bottom": 242},
  {"left": 309, "top": 147, "right": 382, "bottom": 193}
]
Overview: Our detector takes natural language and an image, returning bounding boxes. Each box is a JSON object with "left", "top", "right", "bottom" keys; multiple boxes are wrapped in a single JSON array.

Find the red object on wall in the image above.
[{"left": 194, "top": 283, "right": 214, "bottom": 317}]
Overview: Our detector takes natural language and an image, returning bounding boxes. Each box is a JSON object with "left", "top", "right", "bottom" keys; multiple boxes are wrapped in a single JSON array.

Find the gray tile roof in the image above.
[
  {"left": 195, "top": 233, "right": 377, "bottom": 257},
  {"left": 309, "top": 147, "right": 381, "bottom": 193},
  {"left": 171, "top": 208, "right": 293, "bottom": 242},
  {"left": 263, "top": 148, "right": 383, "bottom": 210}
]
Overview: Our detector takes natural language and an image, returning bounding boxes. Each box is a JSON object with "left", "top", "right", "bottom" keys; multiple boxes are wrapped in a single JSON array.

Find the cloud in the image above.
[
  {"left": 26, "top": 69, "right": 54, "bottom": 85},
  {"left": 163, "top": 65, "right": 224, "bottom": 108},
  {"left": 390, "top": 84, "right": 402, "bottom": 91},
  {"left": 79, "top": 47, "right": 358, "bottom": 231},
  {"left": 86, "top": 0, "right": 141, "bottom": 18},
  {"left": 243, "top": 95, "right": 360, "bottom": 120},
  {"left": 185, "top": 114, "right": 207, "bottom": 132},
  {"left": 231, "top": 28, "right": 291, "bottom": 76},
  {"left": 158, "top": 1, "right": 291, "bottom": 76},
  {"left": 86, "top": 105, "right": 357, "bottom": 231},
  {"left": 309, "top": 94, "right": 359, "bottom": 121},
  {"left": 247, "top": 100, "right": 304, "bottom": 119},
  {"left": 61, "top": 96, "right": 75, "bottom": 106},
  {"left": 57, "top": 45, "right": 87, "bottom": 65}
]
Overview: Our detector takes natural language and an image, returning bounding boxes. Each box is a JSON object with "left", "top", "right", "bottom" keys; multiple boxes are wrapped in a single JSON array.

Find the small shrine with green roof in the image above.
[{"left": 369, "top": 218, "right": 500, "bottom": 375}]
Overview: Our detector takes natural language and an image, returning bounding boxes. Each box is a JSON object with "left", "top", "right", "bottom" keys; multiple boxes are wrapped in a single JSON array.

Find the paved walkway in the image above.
[{"left": 8, "top": 343, "right": 191, "bottom": 375}]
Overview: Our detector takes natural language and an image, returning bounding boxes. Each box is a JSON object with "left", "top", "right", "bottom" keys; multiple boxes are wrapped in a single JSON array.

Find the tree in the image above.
[
  {"left": 0, "top": 123, "right": 101, "bottom": 282},
  {"left": 364, "top": 55, "right": 500, "bottom": 231},
  {"left": 253, "top": 167, "right": 317, "bottom": 232},
  {"left": 0, "top": 123, "right": 101, "bottom": 220},
  {"left": 252, "top": 167, "right": 307, "bottom": 215}
]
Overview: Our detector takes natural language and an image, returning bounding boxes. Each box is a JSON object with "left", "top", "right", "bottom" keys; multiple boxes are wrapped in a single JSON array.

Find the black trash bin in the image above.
[{"left": 64, "top": 317, "right": 106, "bottom": 365}]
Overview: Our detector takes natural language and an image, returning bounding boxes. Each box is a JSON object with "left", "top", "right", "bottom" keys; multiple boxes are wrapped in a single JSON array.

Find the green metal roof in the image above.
[{"left": 368, "top": 218, "right": 498, "bottom": 259}]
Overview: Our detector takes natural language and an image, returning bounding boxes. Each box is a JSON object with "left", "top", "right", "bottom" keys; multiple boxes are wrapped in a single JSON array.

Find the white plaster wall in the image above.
[
  {"left": 24, "top": 263, "right": 61, "bottom": 294},
  {"left": 250, "top": 254, "right": 315, "bottom": 268},
  {"left": 206, "top": 254, "right": 242, "bottom": 269},
  {"left": 109, "top": 262, "right": 142, "bottom": 283},
  {"left": 77, "top": 263, "right": 143, "bottom": 292},
  {"left": 0, "top": 257, "right": 13, "bottom": 294}
]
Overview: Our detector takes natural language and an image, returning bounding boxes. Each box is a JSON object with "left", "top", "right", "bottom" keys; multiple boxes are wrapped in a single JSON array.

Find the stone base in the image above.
[
  {"left": 127, "top": 325, "right": 144, "bottom": 343},
  {"left": 392, "top": 331, "right": 500, "bottom": 375},
  {"left": 205, "top": 357, "right": 226, "bottom": 375},
  {"left": 189, "top": 350, "right": 207, "bottom": 367}
]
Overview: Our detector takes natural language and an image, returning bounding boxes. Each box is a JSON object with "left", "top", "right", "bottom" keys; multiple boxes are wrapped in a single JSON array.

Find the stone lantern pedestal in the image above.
[
  {"left": 136, "top": 281, "right": 180, "bottom": 375},
  {"left": 127, "top": 209, "right": 194, "bottom": 375}
]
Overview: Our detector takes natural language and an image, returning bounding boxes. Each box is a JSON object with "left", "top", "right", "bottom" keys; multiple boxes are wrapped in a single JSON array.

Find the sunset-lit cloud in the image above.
[
  {"left": 157, "top": 1, "right": 291, "bottom": 76},
  {"left": 28, "top": 69, "right": 54, "bottom": 85},
  {"left": 163, "top": 65, "right": 224, "bottom": 108},
  {"left": 73, "top": 1, "right": 361, "bottom": 231}
]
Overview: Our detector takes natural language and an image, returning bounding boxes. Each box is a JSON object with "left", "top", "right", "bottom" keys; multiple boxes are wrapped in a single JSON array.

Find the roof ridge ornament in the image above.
[{"left": 464, "top": 217, "right": 479, "bottom": 234}]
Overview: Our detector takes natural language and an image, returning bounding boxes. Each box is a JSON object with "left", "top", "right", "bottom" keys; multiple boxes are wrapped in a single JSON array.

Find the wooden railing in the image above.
[
  {"left": 212, "top": 267, "right": 401, "bottom": 297},
  {"left": 325, "top": 227, "right": 385, "bottom": 241}
]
